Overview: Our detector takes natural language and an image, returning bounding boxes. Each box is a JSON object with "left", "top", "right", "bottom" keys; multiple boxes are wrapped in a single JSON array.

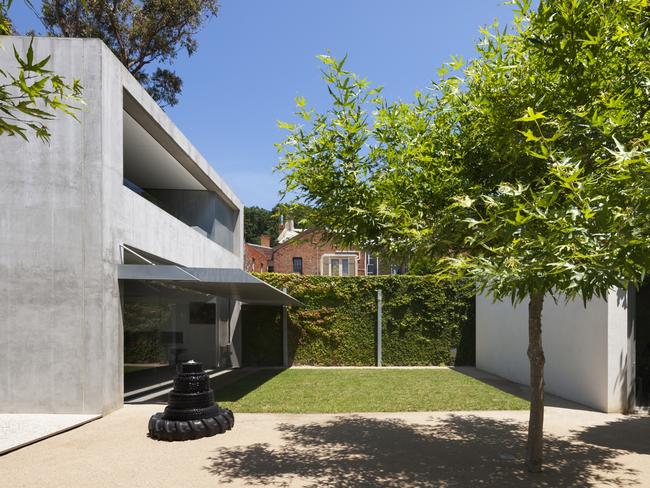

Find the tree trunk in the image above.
[{"left": 526, "top": 291, "right": 545, "bottom": 473}]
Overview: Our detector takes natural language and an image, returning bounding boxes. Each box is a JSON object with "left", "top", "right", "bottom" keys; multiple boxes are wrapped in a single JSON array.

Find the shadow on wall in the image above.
[{"left": 204, "top": 415, "right": 641, "bottom": 487}]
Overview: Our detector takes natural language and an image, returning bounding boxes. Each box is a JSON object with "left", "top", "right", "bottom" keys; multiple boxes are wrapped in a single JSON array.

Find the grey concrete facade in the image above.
[{"left": 0, "top": 36, "right": 244, "bottom": 415}]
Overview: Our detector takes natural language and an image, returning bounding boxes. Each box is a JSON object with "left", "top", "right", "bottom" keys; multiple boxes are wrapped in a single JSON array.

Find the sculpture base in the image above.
[{"left": 148, "top": 407, "right": 234, "bottom": 441}]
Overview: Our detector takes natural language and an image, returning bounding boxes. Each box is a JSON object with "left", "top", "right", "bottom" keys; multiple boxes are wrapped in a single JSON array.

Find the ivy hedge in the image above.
[{"left": 242, "top": 274, "right": 475, "bottom": 367}]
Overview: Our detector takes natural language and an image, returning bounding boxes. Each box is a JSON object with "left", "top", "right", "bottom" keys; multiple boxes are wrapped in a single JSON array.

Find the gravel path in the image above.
[{"left": 1, "top": 404, "right": 648, "bottom": 487}]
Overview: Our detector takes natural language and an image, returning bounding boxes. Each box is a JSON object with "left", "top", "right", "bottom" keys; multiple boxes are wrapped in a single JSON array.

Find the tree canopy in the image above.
[
  {"left": 40, "top": 0, "right": 219, "bottom": 106},
  {"left": 1, "top": 0, "right": 82, "bottom": 141},
  {"left": 277, "top": 0, "right": 650, "bottom": 301},
  {"left": 244, "top": 206, "right": 279, "bottom": 245},
  {"left": 276, "top": 0, "right": 650, "bottom": 471}
]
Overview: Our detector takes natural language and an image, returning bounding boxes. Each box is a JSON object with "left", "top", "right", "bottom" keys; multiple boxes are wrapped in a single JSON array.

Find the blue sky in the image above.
[{"left": 10, "top": 1, "right": 517, "bottom": 209}]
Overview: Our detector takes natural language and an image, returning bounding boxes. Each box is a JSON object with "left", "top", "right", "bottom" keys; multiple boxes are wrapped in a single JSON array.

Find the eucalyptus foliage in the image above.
[
  {"left": 40, "top": 0, "right": 219, "bottom": 107},
  {"left": 0, "top": 0, "right": 82, "bottom": 141}
]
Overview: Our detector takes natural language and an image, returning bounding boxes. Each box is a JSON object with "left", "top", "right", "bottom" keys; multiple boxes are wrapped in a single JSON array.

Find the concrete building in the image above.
[
  {"left": 476, "top": 284, "right": 649, "bottom": 413},
  {"left": 0, "top": 36, "right": 298, "bottom": 416}
]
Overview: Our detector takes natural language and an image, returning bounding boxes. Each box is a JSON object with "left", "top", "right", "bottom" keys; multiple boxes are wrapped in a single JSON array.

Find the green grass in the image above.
[{"left": 215, "top": 369, "right": 529, "bottom": 413}]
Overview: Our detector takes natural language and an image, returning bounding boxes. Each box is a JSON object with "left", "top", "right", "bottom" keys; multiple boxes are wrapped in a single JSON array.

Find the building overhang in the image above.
[{"left": 118, "top": 265, "right": 301, "bottom": 307}]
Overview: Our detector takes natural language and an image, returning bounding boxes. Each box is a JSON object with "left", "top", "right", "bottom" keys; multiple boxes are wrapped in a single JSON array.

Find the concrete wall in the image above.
[
  {"left": 0, "top": 37, "right": 245, "bottom": 414},
  {"left": 476, "top": 289, "right": 632, "bottom": 412},
  {"left": 146, "top": 189, "right": 237, "bottom": 253},
  {"left": 0, "top": 37, "right": 113, "bottom": 414},
  {"left": 119, "top": 187, "right": 241, "bottom": 269}
]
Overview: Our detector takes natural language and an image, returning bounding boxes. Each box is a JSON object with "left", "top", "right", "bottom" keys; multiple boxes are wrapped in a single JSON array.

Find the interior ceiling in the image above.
[{"left": 123, "top": 111, "right": 205, "bottom": 191}]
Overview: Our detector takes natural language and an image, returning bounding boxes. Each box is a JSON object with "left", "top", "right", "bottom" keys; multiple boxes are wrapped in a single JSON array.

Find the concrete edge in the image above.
[{"left": 0, "top": 415, "right": 102, "bottom": 457}]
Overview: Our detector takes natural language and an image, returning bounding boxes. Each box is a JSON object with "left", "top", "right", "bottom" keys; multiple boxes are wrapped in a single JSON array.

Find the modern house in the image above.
[
  {"left": 476, "top": 285, "right": 649, "bottom": 412},
  {"left": 0, "top": 36, "right": 298, "bottom": 417}
]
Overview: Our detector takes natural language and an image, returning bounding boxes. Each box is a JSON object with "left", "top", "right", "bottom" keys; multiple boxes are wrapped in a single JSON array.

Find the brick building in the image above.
[
  {"left": 244, "top": 235, "right": 273, "bottom": 272},
  {"left": 244, "top": 220, "right": 400, "bottom": 276},
  {"left": 272, "top": 229, "right": 371, "bottom": 276}
]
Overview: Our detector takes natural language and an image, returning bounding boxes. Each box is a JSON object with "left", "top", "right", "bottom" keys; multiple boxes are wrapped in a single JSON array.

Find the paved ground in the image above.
[
  {"left": 0, "top": 413, "right": 99, "bottom": 455},
  {"left": 1, "top": 404, "right": 648, "bottom": 487}
]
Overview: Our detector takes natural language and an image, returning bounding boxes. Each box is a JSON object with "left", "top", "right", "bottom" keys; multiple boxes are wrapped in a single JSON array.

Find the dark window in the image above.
[
  {"left": 366, "top": 254, "right": 378, "bottom": 275},
  {"left": 189, "top": 302, "right": 216, "bottom": 324},
  {"left": 292, "top": 257, "right": 303, "bottom": 274}
]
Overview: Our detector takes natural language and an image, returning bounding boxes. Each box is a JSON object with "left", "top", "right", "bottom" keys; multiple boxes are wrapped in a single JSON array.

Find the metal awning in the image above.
[{"left": 118, "top": 265, "right": 302, "bottom": 306}]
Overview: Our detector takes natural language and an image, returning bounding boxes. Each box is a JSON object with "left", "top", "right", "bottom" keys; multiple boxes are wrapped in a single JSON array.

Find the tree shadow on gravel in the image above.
[
  {"left": 205, "top": 415, "right": 641, "bottom": 487},
  {"left": 576, "top": 414, "right": 650, "bottom": 455}
]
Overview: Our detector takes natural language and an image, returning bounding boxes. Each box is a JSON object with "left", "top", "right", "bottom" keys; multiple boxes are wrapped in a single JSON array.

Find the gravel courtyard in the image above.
[{"left": 1, "top": 404, "right": 648, "bottom": 487}]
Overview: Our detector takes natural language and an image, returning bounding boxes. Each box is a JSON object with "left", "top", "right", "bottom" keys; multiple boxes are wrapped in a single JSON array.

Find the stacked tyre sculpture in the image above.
[{"left": 148, "top": 360, "right": 234, "bottom": 441}]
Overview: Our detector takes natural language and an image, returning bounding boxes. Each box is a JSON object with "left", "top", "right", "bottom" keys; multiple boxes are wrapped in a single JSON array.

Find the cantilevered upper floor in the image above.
[{"left": 0, "top": 36, "right": 244, "bottom": 414}]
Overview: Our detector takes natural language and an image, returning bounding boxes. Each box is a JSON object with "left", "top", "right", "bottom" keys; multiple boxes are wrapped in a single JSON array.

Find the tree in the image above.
[
  {"left": 39, "top": 0, "right": 219, "bottom": 107},
  {"left": 1, "top": 0, "right": 82, "bottom": 141},
  {"left": 276, "top": 0, "right": 649, "bottom": 473},
  {"left": 272, "top": 202, "right": 313, "bottom": 229},
  {"left": 244, "top": 206, "right": 279, "bottom": 245}
]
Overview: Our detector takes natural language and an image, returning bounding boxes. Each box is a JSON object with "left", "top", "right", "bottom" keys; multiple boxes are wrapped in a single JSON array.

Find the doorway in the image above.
[{"left": 635, "top": 280, "right": 650, "bottom": 407}]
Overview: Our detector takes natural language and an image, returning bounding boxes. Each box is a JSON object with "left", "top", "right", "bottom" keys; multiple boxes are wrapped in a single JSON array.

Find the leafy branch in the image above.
[{"left": 1, "top": 1, "right": 83, "bottom": 141}]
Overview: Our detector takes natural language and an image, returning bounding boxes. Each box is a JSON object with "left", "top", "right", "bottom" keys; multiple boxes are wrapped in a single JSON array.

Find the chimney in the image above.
[
  {"left": 260, "top": 234, "right": 271, "bottom": 248},
  {"left": 285, "top": 219, "right": 294, "bottom": 232}
]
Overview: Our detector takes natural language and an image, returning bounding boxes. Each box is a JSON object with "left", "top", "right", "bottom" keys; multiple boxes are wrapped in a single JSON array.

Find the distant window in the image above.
[
  {"left": 322, "top": 255, "right": 357, "bottom": 276},
  {"left": 268, "top": 265, "right": 274, "bottom": 273},
  {"left": 189, "top": 302, "right": 216, "bottom": 324},
  {"left": 366, "top": 254, "right": 378, "bottom": 275},
  {"left": 292, "top": 257, "right": 303, "bottom": 274}
]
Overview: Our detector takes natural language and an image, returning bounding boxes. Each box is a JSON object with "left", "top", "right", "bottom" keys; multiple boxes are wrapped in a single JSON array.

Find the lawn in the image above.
[{"left": 215, "top": 368, "right": 529, "bottom": 413}]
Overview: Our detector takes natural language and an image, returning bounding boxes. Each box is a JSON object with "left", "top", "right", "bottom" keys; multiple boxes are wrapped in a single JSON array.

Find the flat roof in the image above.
[{"left": 118, "top": 265, "right": 302, "bottom": 306}]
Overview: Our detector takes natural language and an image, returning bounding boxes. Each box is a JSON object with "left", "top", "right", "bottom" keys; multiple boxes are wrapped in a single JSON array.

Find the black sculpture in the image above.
[{"left": 148, "top": 360, "right": 234, "bottom": 441}]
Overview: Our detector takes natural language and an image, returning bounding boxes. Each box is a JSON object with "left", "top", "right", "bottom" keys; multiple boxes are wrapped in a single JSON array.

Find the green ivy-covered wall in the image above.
[{"left": 242, "top": 274, "right": 475, "bottom": 367}]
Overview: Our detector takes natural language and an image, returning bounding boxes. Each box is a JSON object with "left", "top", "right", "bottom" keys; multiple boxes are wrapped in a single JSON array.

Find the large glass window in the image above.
[{"left": 122, "top": 281, "right": 228, "bottom": 400}]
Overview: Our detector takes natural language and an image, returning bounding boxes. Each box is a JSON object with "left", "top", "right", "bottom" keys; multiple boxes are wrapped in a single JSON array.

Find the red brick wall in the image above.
[
  {"left": 271, "top": 230, "right": 367, "bottom": 276},
  {"left": 244, "top": 243, "right": 271, "bottom": 272}
]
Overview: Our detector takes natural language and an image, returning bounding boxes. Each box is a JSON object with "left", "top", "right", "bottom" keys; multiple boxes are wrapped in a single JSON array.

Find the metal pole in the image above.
[
  {"left": 282, "top": 287, "right": 288, "bottom": 368},
  {"left": 376, "top": 289, "right": 382, "bottom": 367}
]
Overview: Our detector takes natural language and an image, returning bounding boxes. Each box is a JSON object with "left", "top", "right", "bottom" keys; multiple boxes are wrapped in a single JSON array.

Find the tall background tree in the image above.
[
  {"left": 39, "top": 0, "right": 219, "bottom": 106},
  {"left": 244, "top": 206, "right": 279, "bottom": 245},
  {"left": 244, "top": 203, "right": 314, "bottom": 245},
  {"left": 276, "top": 0, "right": 649, "bottom": 473},
  {"left": 1, "top": 0, "right": 82, "bottom": 141}
]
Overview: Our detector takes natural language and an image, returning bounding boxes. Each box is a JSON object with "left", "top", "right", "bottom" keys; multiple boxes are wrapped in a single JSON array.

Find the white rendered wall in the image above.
[{"left": 476, "top": 289, "right": 631, "bottom": 412}]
